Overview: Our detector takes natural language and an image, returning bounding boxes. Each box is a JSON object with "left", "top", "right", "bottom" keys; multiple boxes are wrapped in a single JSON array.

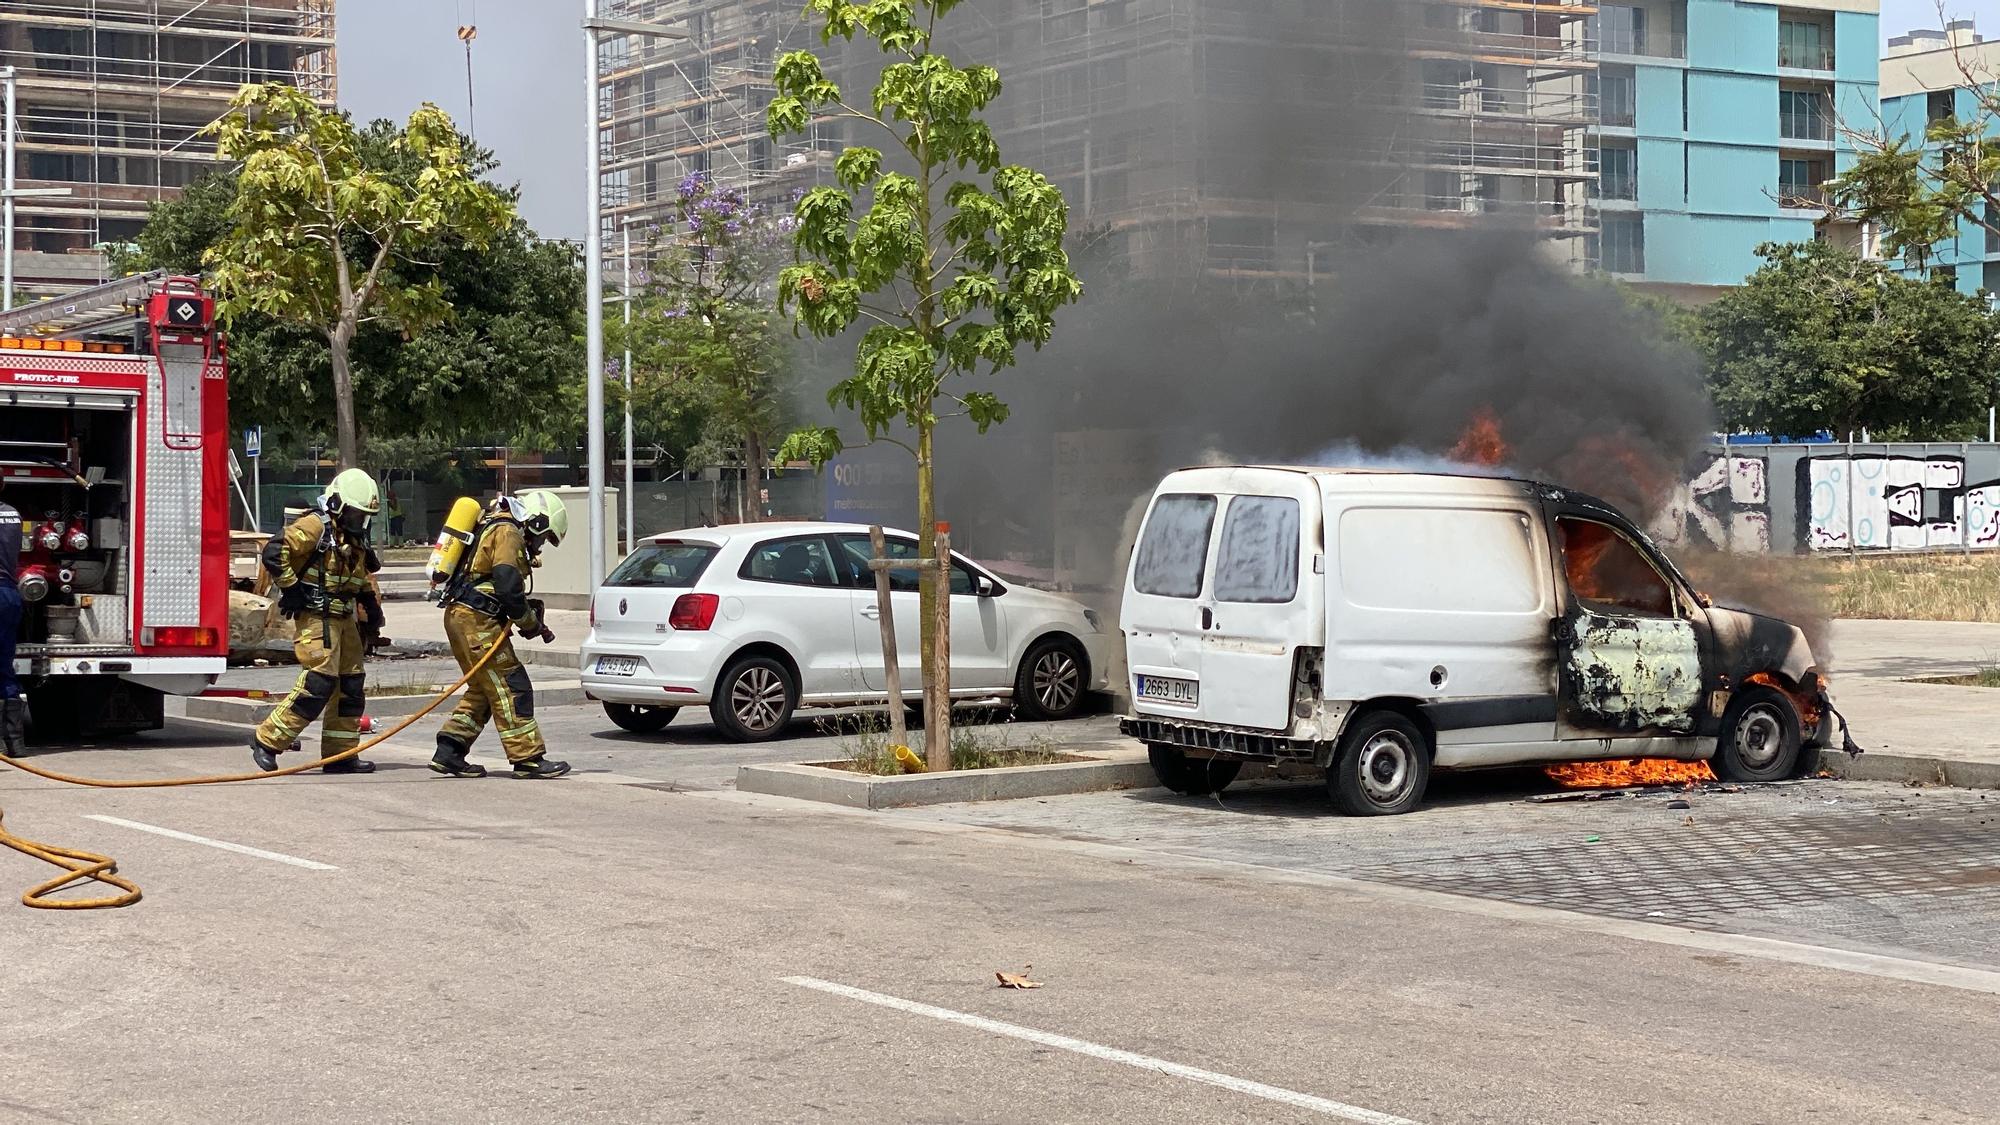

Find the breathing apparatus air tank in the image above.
[{"left": 426, "top": 497, "right": 485, "bottom": 599}]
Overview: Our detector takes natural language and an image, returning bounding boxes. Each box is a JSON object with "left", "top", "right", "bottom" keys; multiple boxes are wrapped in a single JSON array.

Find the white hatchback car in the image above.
[{"left": 580, "top": 522, "right": 1113, "bottom": 741}]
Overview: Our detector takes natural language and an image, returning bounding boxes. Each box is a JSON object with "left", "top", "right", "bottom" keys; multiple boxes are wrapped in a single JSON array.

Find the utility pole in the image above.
[{"left": 582, "top": 8, "right": 688, "bottom": 593}]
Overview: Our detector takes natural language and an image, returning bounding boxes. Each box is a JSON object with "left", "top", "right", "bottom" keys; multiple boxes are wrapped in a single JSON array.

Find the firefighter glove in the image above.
[
  {"left": 277, "top": 582, "right": 310, "bottom": 617},
  {"left": 364, "top": 547, "right": 383, "bottom": 574},
  {"left": 359, "top": 590, "right": 386, "bottom": 631}
]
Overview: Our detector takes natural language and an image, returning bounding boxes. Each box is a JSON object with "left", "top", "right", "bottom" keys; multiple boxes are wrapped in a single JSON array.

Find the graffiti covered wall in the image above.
[{"left": 1654, "top": 444, "right": 2000, "bottom": 555}]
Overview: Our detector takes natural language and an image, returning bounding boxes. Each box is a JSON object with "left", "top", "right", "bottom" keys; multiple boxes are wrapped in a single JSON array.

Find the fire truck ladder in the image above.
[{"left": 0, "top": 270, "right": 169, "bottom": 341}]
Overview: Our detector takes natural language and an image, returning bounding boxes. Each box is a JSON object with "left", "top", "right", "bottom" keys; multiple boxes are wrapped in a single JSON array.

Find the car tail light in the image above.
[
  {"left": 669, "top": 592, "right": 719, "bottom": 631},
  {"left": 141, "top": 626, "right": 217, "bottom": 648}
]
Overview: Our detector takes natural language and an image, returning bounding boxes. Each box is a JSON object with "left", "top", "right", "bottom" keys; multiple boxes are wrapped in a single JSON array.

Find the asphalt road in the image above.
[{"left": 2, "top": 700, "right": 1997, "bottom": 1124}]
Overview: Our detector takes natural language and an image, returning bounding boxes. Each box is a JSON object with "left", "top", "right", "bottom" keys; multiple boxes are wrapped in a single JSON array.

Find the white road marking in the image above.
[
  {"left": 83, "top": 815, "right": 339, "bottom": 871},
  {"left": 782, "top": 975, "right": 1422, "bottom": 1124},
  {"left": 703, "top": 790, "right": 2000, "bottom": 997}
]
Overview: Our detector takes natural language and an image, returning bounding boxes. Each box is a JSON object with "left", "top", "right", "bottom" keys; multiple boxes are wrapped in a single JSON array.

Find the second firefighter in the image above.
[{"left": 431, "top": 490, "right": 571, "bottom": 779}]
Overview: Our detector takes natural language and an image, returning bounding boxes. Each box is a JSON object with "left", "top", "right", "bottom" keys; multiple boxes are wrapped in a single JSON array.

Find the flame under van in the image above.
[{"left": 1119, "top": 466, "right": 1836, "bottom": 815}]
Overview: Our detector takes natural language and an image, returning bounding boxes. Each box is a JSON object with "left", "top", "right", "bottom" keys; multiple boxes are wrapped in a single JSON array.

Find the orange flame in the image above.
[
  {"left": 1544, "top": 758, "right": 1717, "bottom": 789},
  {"left": 1448, "top": 408, "right": 1509, "bottom": 467}
]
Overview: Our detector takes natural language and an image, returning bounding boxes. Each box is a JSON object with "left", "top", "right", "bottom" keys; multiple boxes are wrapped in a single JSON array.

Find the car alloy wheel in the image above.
[
  {"left": 731, "top": 665, "right": 789, "bottom": 734},
  {"left": 1032, "top": 649, "right": 1081, "bottom": 715}
]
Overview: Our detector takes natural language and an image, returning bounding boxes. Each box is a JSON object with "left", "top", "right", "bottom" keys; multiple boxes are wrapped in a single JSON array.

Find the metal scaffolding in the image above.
[
  {"left": 0, "top": 0, "right": 337, "bottom": 293},
  {"left": 594, "top": 0, "right": 1604, "bottom": 282}
]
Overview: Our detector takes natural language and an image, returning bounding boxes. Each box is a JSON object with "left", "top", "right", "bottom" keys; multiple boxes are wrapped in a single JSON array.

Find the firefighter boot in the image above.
[
  {"left": 321, "top": 755, "right": 376, "bottom": 774},
  {"left": 511, "top": 756, "right": 572, "bottom": 780},
  {"left": 250, "top": 733, "right": 283, "bottom": 772},
  {"left": 429, "top": 734, "right": 487, "bottom": 778},
  {"left": 1, "top": 697, "right": 29, "bottom": 757}
]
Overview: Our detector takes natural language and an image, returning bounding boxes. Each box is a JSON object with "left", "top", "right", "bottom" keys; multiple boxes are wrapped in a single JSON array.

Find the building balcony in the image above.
[
  {"left": 1594, "top": 28, "right": 1687, "bottom": 60},
  {"left": 1779, "top": 113, "right": 1835, "bottom": 143},
  {"left": 1778, "top": 183, "right": 1829, "bottom": 209},
  {"left": 1778, "top": 44, "right": 1837, "bottom": 71},
  {"left": 1596, "top": 174, "right": 1638, "bottom": 201}
]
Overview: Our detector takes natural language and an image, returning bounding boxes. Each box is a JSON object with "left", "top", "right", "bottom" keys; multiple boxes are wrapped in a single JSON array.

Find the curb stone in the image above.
[{"left": 1809, "top": 749, "right": 2000, "bottom": 791}]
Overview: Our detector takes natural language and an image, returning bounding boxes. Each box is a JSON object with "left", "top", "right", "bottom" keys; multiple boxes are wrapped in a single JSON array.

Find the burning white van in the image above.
[{"left": 1119, "top": 466, "right": 1840, "bottom": 815}]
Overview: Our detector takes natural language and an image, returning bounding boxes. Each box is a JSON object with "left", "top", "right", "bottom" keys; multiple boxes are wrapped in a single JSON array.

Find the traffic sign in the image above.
[{"left": 244, "top": 427, "right": 261, "bottom": 459}]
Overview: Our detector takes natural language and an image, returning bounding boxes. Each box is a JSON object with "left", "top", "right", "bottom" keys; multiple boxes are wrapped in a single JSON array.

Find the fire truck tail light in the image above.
[{"left": 141, "top": 627, "right": 217, "bottom": 649}]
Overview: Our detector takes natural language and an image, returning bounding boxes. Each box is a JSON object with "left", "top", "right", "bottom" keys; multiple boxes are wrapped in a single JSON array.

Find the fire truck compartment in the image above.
[{"left": 4, "top": 402, "right": 135, "bottom": 652}]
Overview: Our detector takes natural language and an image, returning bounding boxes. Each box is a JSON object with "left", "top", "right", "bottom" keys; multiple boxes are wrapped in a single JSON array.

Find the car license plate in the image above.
[
  {"left": 596, "top": 656, "right": 640, "bottom": 677},
  {"left": 1136, "top": 675, "right": 1198, "bottom": 705}
]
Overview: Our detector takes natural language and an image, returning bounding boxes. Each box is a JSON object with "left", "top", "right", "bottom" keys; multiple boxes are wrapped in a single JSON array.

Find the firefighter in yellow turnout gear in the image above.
[
  {"left": 430, "top": 491, "right": 571, "bottom": 779},
  {"left": 251, "top": 469, "right": 387, "bottom": 774}
]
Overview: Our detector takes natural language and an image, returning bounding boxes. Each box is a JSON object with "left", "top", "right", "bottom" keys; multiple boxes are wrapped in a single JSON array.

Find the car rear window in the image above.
[{"left": 605, "top": 541, "right": 718, "bottom": 588}]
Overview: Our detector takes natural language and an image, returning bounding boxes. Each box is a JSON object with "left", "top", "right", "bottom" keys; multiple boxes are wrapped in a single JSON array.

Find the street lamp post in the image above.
[
  {"left": 4, "top": 68, "right": 77, "bottom": 311},
  {"left": 582, "top": 7, "right": 686, "bottom": 593},
  {"left": 621, "top": 216, "right": 639, "bottom": 554}
]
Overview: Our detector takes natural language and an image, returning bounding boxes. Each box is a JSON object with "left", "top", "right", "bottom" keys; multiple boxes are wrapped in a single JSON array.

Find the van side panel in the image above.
[{"left": 1323, "top": 487, "right": 1558, "bottom": 745}]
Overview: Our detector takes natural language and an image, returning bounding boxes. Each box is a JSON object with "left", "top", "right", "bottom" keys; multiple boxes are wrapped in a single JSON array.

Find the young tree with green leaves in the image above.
[
  {"left": 617, "top": 173, "right": 796, "bottom": 523},
  {"left": 201, "top": 83, "right": 515, "bottom": 468},
  {"left": 767, "top": 0, "right": 1083, "bottom": 767},
  {"left": 1826, "top": 17, "right": 2000, "bottom": 268},
  {"left": 1697, "top": 241, "right": 2000, "bottom": 440},
  {"left": 121, "top": 133, "right": 582, "bottom": 464}
]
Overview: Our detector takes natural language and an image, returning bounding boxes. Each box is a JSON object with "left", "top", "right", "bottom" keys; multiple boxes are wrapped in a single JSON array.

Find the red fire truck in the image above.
[{"left": 1, "top": 272, "right": 231, "bottom": 734}]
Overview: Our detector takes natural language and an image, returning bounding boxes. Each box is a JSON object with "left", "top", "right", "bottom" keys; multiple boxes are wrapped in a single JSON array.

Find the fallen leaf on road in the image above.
[{"left": 996, "top": 966, "right": 1042, "bottom": 990}]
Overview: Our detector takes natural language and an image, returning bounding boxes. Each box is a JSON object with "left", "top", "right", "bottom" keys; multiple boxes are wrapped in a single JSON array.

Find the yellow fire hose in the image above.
[{"left": 0, "top": 637, "right": 507, "bottom": 911}]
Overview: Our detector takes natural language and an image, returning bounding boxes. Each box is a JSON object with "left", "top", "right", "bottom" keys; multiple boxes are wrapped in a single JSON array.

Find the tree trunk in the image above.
[
  {"left": 328, "top": 320, "right": 360, "bottom": 469},
  {"left": 916, "top": 421, "right": 951, "bottom": 771},
  {"left": 743, "top": 431, "right": 764, "bottom": 520}
]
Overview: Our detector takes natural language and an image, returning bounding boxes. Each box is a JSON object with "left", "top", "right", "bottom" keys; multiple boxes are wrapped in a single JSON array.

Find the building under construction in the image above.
[
  {"left": 1, "top": 0, "right": 337, "bottom": 296},
  {"left": 593, "top": 0, "right": 1600, "bottom": 282}
]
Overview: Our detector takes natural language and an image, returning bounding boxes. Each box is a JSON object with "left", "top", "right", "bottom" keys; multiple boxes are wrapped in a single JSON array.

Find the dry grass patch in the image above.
[{"left": 1677, "top": 550, "right": 2000, "bottom": 623}]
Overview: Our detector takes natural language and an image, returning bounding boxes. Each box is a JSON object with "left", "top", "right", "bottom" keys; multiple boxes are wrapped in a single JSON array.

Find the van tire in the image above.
[
  {"left": 1148, "top": 745, "right": 1241, "bottom": 796},
  {"left": 710, "top": 656, "right": 797, "bottom": 742},
  {"left": 1713, "top": 686, "right": 1801, "bottom": 783},
  {"left": 1328, "top": 712, "right": 1431, "bottom": 816},
  {"left": 603, "top": 702, "right": 678, "bottom": 734}
]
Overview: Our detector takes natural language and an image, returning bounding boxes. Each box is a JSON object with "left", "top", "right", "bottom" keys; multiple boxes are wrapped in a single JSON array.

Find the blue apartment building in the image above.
[
  {"left": 1878, "top": 22, "right": 2000, "bottom": 295},
  {"left": 1591, "top": 0, "right": 1878, "bottom": 293}
]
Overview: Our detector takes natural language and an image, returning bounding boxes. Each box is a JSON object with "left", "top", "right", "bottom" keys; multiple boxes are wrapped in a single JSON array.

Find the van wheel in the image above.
[
  {"left": 710, "top": 656, "right": 797, "bottom": 742},
  {"left": 1015, "top": 638, "right": 1087, "bottom": 721},
  {"left": 603, "top": 702, "right": 678, "bottom": 734},
  {"left": 1714, "top": 686, "right": 1801, "bottom": 782},
  {"left": 1328, "top": 712, "right": 1431, "bottom": 816},
  {"left": 1148, "top": 745, "right": 1241, "bottom": 796}
]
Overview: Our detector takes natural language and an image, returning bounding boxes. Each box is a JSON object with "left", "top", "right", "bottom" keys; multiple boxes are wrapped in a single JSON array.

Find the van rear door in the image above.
[
  {"left": 1123, "top": 491, "right": 1214, "bottom": 720},
  {"left": 1198, "top": 485, "right": 1319, "bottom": 729}
]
